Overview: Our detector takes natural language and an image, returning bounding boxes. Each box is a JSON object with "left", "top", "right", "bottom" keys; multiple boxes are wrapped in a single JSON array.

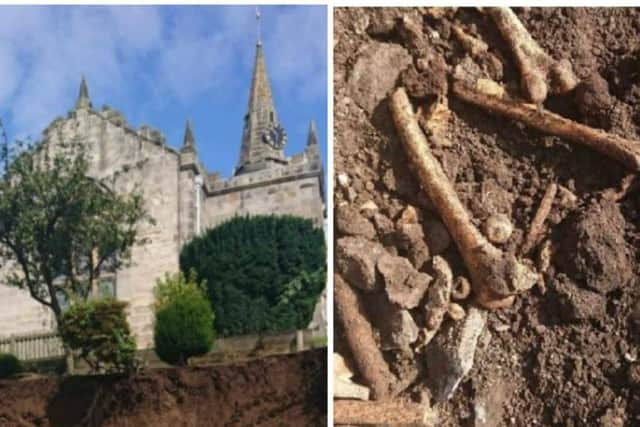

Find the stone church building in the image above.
[{"left": 0, "top": 41, "right": 325, "bottom": 348}]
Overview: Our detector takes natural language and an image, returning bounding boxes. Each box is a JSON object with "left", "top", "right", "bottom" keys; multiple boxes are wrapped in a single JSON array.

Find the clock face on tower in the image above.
[{"left": 262, "top": 124, "right": 287, "bottom": 149}]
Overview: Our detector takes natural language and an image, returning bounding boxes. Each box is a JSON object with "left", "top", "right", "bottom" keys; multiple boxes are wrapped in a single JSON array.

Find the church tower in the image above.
[{"left": 235, "top": 15, "right": 287, "bottom": 175}]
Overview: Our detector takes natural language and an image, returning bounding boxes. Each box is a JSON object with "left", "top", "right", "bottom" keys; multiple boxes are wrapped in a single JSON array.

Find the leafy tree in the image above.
[
  {"left": 153, "top": 271, "right": 215, "bottom": 365},
  {"left": 180, "top": 215, "right": 326, "bottom": 336},
  {"left": 59, "top": 299, "right": 137, "bottom": 374},
  {"left": 0, "top": 134, "right": 152, "bottom": 327}
]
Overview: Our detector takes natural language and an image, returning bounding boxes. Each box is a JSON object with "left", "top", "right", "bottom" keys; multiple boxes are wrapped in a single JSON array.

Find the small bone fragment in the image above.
[
  {"left": 521, "top": 183, "right": 557, "bottom": 256},
  {"left": 334, "top": 399, "right": 436, "bottom": 425},
  {"left": 448, "top": 302, "right": 466, "bottom": 321},
  {"left": 556, "top": 184, "right": 578, "bottom": 209},
  {"left": 602, "top": 174, "right": 640, "bottom": 202},
  {"left": 359, "top": 200, "right": 379, "bottom": 212},
  {"left": 390, "top": 87, "right": 539, "bottom": 309},
  {"left": 452, "top": 276, "right": 471, "bottom": 300},
  {"left": 334, "top": 352, "right": 355, "bottom": 379},
  {"left": 452, "top": 81, "right": 640, "bottom": 171},
  {"left": 483, "top": 214, "right": 513, "bottom": 244},
  {"left": 537, "top": 239, "right": 552, "bottom": 274},
  {"left": 335, "top": 274, "right": 395, "bottom": 400},
  {"left": 452, "top": 24, "right": 488, "bottom": 57},
  {"left": 417, "top": 96, "right": 452, "bottom": 147},
  {"left": 398, "top": 204, "right": 420, "bottom": 225},
  {"left": 476, "top": 78, "right": 505, "bottom": 98},
  {"left": 424, "top": 256, "right": 453, "bottom": 330},
  {"left": 486, "top": 7, "right": 578, "bottom": 103},
  {"left": 335, "top": 377, "right": 371, "bottom": 401}
]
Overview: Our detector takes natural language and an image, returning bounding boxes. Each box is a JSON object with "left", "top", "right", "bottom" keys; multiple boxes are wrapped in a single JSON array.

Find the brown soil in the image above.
[
  {"left": 334, "top": 7, "right": 640, "bottom": 426},
  {"left": 0, "top": 349, "right": 326, "bottom": 427}
]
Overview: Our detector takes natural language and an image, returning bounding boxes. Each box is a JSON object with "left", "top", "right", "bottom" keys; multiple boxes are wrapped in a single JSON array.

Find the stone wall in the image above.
[
  {"left": 0, "top": 107, "right": 326, "bottom": 350},
  {"left": 203, "top": 146, "right": 324, "bottom": 229},
  {"left": 0, "top": 107, "right": 182, "bottom": 348}
]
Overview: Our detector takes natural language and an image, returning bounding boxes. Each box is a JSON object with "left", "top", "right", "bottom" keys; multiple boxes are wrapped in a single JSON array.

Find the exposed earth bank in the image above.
[{"left": 0, "top": 349, "right": 326, "bottom": 427}]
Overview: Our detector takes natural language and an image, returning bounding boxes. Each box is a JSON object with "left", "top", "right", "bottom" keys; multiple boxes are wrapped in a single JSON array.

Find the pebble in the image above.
[
  {"left": 483, "top": 214, "right": 513, "bottom": 244},
  {"left": 337, "top": 173, "right": 350, "bottom": 188}
]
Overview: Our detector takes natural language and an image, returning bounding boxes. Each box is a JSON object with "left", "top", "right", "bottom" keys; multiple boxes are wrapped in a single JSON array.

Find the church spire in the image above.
[
  {"left": 307, "top": 120, "right": 318, "bottom": 146},
  {"left": 181, "top": 119, "right": 196, "bottom": 152},
  {"left": 235, "top": 23, "right": 287, "bottom": 175},
  {"left": 247, "top": 42, "right": 276, "bottom": 120},
  {"left": 75, "top": 75, "right": 92, "bottom": 110}
]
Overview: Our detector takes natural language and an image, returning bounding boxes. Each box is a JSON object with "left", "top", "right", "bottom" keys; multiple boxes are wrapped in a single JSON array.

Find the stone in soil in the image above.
[
  {"left": 556, "top": 199, "right": 633, "bottom": 294},
  {"left": 336, "top": 204, "right": 377, "bottom": 240},
  {"left": 388, "top": 309, "right": 420, "bottom": 349},
  {"left": 347, "top": 41, "right": 411, "bottom": 115},
  {"left": 395, "top": 223, "right": 431, "bottom": 269},
  {"left": 336, "top": 236, "right": 386, "bottom": 291},
  {"left": 423, "top": 217, "right": 451, "bottom": 256},
  {"left": 378, "top": 253, "right": 432, "bottom": 309},
  {"left": 550, "top": 274, "right": 607, "bottom": 322},
  {"left": 425, "top": 306, "right": 488, "bottom": 402}
]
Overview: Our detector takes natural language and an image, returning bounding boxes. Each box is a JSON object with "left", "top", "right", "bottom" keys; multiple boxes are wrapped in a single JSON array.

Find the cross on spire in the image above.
[{"left": 256, "top": 7, "right": 261, "bottom": 46}]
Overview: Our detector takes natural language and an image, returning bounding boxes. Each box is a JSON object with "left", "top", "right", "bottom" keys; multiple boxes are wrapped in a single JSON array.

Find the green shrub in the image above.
[
  {"left": 153, "top": 272, "right": 215, "bottom": 365},
  {"left": 180, "top": 215, "right": 326, "bottom": 336},
  {"left": 59, "top": 299, "right": 137, "bottom": 374},
  {"left": 154, "top": 270, "right": 207, "bottom": 311},
  {"left": 0, "top": 353, "right": 22, "bottom": 379}
]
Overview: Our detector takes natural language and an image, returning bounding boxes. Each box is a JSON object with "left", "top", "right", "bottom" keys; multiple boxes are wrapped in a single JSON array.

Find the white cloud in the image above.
[
  {"left": 0, "top": 42, "right": 22, "bottom": 106},
  {"left": 267, "top": 6, "right": 327, "bottom": 102},
  {"left": 0, "top": 5, "right": 326, "bottom": 140}
]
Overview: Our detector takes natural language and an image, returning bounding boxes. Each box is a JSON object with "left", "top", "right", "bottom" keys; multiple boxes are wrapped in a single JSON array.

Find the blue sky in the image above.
[{"left": 0, "top": 5, "right": 327, "bottom": 178}]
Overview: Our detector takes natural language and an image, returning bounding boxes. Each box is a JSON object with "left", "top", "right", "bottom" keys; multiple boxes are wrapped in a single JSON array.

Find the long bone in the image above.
[
  {"left": 390, "top": 87, "right": 539, "bottom": 309},
  {"left": 486, "top": 7, "right": 578, "bottom": 103},
  {"left": 452, "top": 81, "right": 640, "bottom": 171}
]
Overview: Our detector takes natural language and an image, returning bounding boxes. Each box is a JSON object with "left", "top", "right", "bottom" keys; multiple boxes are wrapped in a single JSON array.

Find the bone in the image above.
[
  {"left": 447, "top": 302, "right": 466, "bottom": 321},
  {"left": 602, "top": 174, "right": 640, "bottom": 202},
  {"left": 334, "top": 352, "right": 356, "bottom": 379},
  {"left": 334, "top": 274, "right": 395, "bottom": 400},
  {"left": 483, "top": 213, "right": 513, "bottom": 244},
  {"left": 486, "top": 7, "right": 578, "bottom": 103},
  {"left": 452, "top": 276, "right": 471, "bottom": 300},
  {"left": 335, "top": 377, "right": 371, "bottom": 401},
  {"left": 417, "top": 95, "right": 451, "bottom": 147},
  {"left": 452, "top": 24, "right": 488, "bottom": 57},
  {"left": 452, "top": 81, "right": 640, "bottom": 171},
  {"left": 390, "top": 87, "right": 539, "bottom": 309},
  {"left": 521, "top": 183, "right": 557, "bottom": 256},
  {"left": 424, "top": 256, "right": 453, "bottom": 330},
  {"left": 334, "top": 399, "right": 435, "bottom": 426}
]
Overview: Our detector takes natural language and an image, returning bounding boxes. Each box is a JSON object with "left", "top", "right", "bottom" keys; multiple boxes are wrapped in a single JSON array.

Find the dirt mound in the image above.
[
  {"left": 334, "top": 7, "right": 640, "bottom": 426},
  {"left": 0, "top": 349, "right": 326, "bottom": 427}
]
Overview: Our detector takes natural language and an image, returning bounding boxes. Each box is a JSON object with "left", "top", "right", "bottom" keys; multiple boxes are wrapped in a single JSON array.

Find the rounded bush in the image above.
[
  {"left": 180, "top": 215, "right": 326, "bottom": 336},
  {"left": 154, "top": 292, "right": 214, "bottom": 365},
  {"left": 59, "top": 299, "right": 137, "bottom": 373},
  {"left": 0, "top": 353, "right": 23, "bottom": 379}
]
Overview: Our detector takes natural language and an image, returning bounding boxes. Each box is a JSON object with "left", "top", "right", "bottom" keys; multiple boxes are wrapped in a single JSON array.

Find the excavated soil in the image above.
[
  {"left": 0, "top": 349, "right": 326, "bottom": 427},
  {"left": 334, "top": 7, "right": 640, "bottom": 426}
]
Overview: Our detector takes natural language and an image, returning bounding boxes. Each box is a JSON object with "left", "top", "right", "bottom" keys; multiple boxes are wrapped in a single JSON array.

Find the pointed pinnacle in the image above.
[
  {"left": 182, "top": 119, "right": 196, "bottom": 151},
  {"left": 307, "top": 119, "right": 318, "bottom": 146},
  {"left": 75, "top": 75, "right": 92, "bottom": 110}
]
